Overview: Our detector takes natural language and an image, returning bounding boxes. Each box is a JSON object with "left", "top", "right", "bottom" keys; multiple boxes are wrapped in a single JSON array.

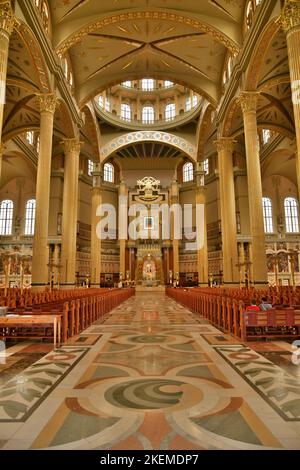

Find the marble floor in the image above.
[{"left": 0, "top": 293, "right": 300, "bottom": 450}]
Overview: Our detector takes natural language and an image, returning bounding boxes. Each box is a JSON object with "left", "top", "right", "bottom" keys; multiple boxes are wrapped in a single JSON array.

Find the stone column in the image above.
[
  {"left": 238, "top": 92, "right": 268, "bottom": 285},
  {"left": 0, "top": 1, "right": 14, "bottom": 138},
  {"left": 170, "top": 179, "right": 180, "bottom": 280},
  {"left": 31, "top": 93, "right": 58, "bottom": 291},
  {"left": 195, "top": 168, "right": 208, "bottom": 286},
  {"left": 119, "top": 181, "right": 128, "bottom": 281},
  {"left": 60, "top": 138, "right": 81, "bottom": 288},
  {"left": 215, "top": 138, "right": 239, "bottom": 285},
  {"left": 282, "top": 0, "right": 300, "bottom": 199},
  {"left": 0, "top": 1, "right": 14, "bottom": 183},
  {"left": 53, "top": 244, "right": 60, "bottom": 286},
  {"left": 90, "top": 165, "right": 102, "bottom": 288},
  {"left": 0, "top": 142, "right": 3, "bottom": 184},
  {"left": 238, "top": 242, "right": 245, "bottom": 286}
]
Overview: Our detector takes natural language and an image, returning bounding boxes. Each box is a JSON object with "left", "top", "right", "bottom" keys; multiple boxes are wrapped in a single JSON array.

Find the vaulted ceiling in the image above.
[{"left": 48, "top": 0, "right": 247, "bottom": 106}]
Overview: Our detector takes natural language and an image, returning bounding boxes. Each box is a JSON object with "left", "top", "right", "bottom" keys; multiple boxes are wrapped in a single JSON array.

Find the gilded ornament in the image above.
[
  {"left": 281, "top": 0, "right": 300, "bottom": 32},
  {"left": 214, "top": 137, "right": 236, "bottom": 153},
  {"left": 37, "top": 93, "right": 59, "bottom": 114},
  {"left": 0, "top": 0, "right": 15, "bottom": 36},
  {"left": 237, "top": 91, "right": 260, "bottom": 113}
]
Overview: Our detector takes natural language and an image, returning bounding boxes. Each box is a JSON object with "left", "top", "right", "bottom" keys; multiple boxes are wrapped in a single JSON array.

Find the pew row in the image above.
[
  {"left": 0, "top": 288, "right": 135, "bottom": 343},
  {"left": 166, "top": 287, "right": 300, "bottom": 342}
]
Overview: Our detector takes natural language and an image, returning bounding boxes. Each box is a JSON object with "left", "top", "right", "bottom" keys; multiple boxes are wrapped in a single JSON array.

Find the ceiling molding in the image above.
[
  {"left": 56, "top": 10, "right": 240, "bottom": 56},
  {"left": 101, "top": 131, "right": 197, "bottom": 162}
]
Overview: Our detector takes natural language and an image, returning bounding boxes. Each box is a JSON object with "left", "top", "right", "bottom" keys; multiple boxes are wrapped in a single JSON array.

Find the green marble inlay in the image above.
[
  {"left": 130, "top": 335, "right": 168, "bottom": 344},
  {"left": 105, "top": 379, "right": 185, "bottom": 410},
  {"left": 192, "top": 410, "right": 261, "bottom": 445},
  {"left": 50, "top": 412, "right": 119, "bottom": 447},
  {"left": 178, "top": 365, "right": 215, "bottom": 379},
  {"left": 107, "top": 343, "right": 136, "bottom": 352},
  {"left": 91, "top": 366, "right": 129, "bottom": 380}
]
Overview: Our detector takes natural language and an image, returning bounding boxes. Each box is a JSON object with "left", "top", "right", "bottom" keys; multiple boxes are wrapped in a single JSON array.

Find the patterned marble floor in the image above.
[{"left": 0, "top": 293, "right": 300, "bottom": 450}]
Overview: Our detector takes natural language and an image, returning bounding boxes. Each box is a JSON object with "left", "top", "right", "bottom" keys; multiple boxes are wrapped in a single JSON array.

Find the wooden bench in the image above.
[{"left": 0, "top": 314, "right": 61, "bottom": 348}]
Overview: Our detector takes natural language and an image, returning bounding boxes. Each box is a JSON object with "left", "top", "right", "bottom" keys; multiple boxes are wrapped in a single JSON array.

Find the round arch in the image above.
[
  {"left": 57, "top": 98, "right": 77, "bottom": 139},
  {"left": 220, "top": 96, "right": 240, "bottom": 138},
  {"left": 245, "top": 18, "right": 281, "bottom": 91},
  {"left": 196, "top": 102, "right": 215, "bottom": 161},
  {"left": 15, "top": 20, "right": 51, "bottom": 93},
  {"left": 100, "top": 131, "right": 197, "bottom": 163},
  {"left": 81, "top": 103, "right": 101, "bottom": 161},
  {"left": 57, "top": 11, "right": 239, "bottom": 57}
]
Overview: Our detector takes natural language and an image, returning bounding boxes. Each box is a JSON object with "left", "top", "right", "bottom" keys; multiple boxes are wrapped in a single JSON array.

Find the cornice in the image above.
[
  {"left": 217, "top": 0, "right": 278, "bottom": 125},
  {"left": 17, "top": 1, "right": 84, "bottom": 128}
]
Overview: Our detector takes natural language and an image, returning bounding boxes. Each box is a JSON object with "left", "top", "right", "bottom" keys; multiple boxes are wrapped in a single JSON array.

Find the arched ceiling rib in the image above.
[{"left": 47, "top": 0, "right": 246, "bottom": 106}]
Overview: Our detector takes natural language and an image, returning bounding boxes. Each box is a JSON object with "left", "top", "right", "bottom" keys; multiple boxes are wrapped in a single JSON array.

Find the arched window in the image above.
[
  {"left": 62, "top": 57, "right": 68, "bottom": 79},
  {"left": 35, "top": 0, "right": 50, "bottom": 33},
  {"left": 105, "top": 98, "right": 110, "bottom": 112},
  {"left": 41, "top": 1, "right": 50, "bottom": 31},
  {"left": 0, "top": 200, "right": 13, "bottom": 236},
  {"left": 164, "top": 81, "right": 173, "bottom": 88},
  {"left": 88, "top": 160, "right": 94, "bottom": 176},
  {"left": 122, "top": 81, "right": 132, "bottom": 88},
  {"left": 142, "top": 106, "right": 155, "bottom": 124},
  {"left": 26, "top": 131, "right": 34, "bottom": 145},
  {"left": 98, "top": 95, "right": 104, "bottom": 108},
  {"left": 165, "top": 103, "right": 176, "bottom": 121},
  {"left": 227, "top": 56, "right": 233, "bottom": 79},
  {"left": 186, "top": 98, "right": 192, "bottom": 111},
  {"left": 183, "top": 162, "right": 194, "bottom": 183},
  {"left": 141, "top": 79, "right": 154, "bottom": 91},
  {"left": 104, "top": 163, "right": 114, "bottom": 183},
  {"left": 121, "top": 103, "right": 131, "bottom": 121},
  {"left": 25, "top": 199, "right": 36, "bottom": 236},
  {"left": 61, "top": 55, "right": 73, "bottom": 87},
  {"left": 203, "top": 158, "right": 209, "bottom": 175},
  {"left": 262, "top": 197, "right": 274, "bottom": 233},
  {"left": 262, "top": 129, "right": 271, "bottom": 145},
  {"left": 246, "top": 1, "right": 254, "bottom": 29},
  {"left": 192, "top": 95, "right": 198, "bottom": 108},
  {"left": 284, "top": 197, "right": 299, "bottom": 233}
]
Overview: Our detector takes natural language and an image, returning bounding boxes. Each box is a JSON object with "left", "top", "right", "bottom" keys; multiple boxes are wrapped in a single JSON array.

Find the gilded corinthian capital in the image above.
[
  {"left": 237, "top": 92, "right": 260, "bottom": 114},
  {"left": 214, "top": 137, "right": 236, "bottom": 153},
  {"left": 61, "top": 138, "right": 82, "bottom": 155},
  {"left": 282, "top": 0, "right": 300, "bottom": 32},
  {"left": 37, "top": 93, "right": 59, "bottom": 114},
  {"left": 0, "top": 0, "right": 15, "bottom": 36}
]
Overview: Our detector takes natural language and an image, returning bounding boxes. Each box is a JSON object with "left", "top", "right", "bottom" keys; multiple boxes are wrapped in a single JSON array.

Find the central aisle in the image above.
[{"left": 0, "top": 293, "right": 299, "bottom": 450}]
